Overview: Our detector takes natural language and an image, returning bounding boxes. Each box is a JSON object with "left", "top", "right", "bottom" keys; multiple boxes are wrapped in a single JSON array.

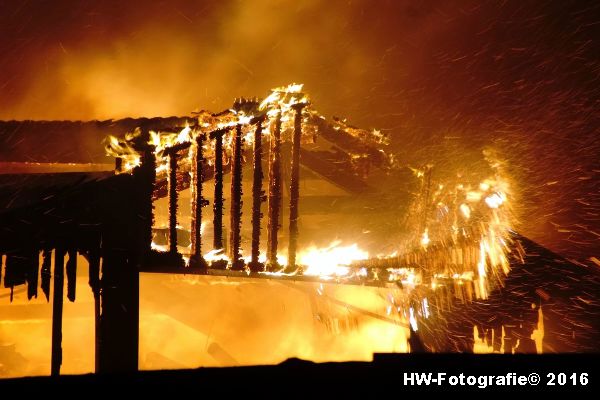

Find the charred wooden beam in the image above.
[
  {"left": 136, "top": 130, "right": 157, "bottom": 255},
  {"left": 66, "top": 249, "right": 77, "bottom": 302},
  {"left": 87, "top": 246, "right": 101, "bottom": 373},
  {"left": 190, "top": 133, "right": 208, "bottom": 269},
  {"left": 229, "top": 124, "right": 244, "bottom": 270},
  {"left": 41, "top": 248, "right": 52, "bottom": 301},
  {"left": 298, "top": 148, "right": 375, "bottom": 194},
  {"left": 4, "top": 251, "right": 29, "bottom": 301},
  {"left": 310, "top": 115, "right": 387, "bottom": 168},
  {"left": 167, "top": 151, "right": 179, "bottom": 254},
  {"left": 286, "top": 103, "right": 307, "bottom": 272},
  {"left": 51, "top": 248, "right": 65, "bottom": 376},
  {"left": 98, "top": 248, "right": 138, "bottom": 373},
  {"left": 249, "top": 117, "right": 265, "bottom": 272},
  {"left": 26, "top": 249, "right": 38, "bottom": 300},
  {"left": 266, "top": 111, "right": 282, "bottom": 271},
  {"left": 162, "top": 142, "right": 192, "bottom": 257},
  {"left": 210, "top": 128, "right": 228, "bottom": 251}
]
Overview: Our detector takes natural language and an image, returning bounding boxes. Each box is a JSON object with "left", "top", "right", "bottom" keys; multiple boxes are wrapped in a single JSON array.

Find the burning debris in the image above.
[{"left": 104, "top": 83, "right": 397, "bottom": 277}]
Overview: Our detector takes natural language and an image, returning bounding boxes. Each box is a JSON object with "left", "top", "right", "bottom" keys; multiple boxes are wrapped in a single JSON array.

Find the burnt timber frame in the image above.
[
  {"left": 0, "top": 171, "right": 146, "bottom": 373},
  {"left": 1, "top": 101, "right": 599, "bottom": 375},
  {"left": 0, "top": 105, "right": 386, "bottom": 374}
]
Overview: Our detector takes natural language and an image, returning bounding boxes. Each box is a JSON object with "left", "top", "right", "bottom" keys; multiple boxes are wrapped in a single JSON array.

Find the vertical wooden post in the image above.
[
  {"left": 266, "top": 111, "right": 282, "bottom": 271},
  {"left": 167, "top": 152, "right": 179, "bottom": 254},
  {"left": 229, "top": 124, "right": 244, "bottom": 270},
  {"left": 211, "top": 129, "right": 226, "bottom": 251},
  {"left": 286, "top": 104, "right": 306, "bottom": 271},
  {"left": 97, "top": 248, "right": 138, "bottom": 373},
  {"left": 40, "top": 249, "right": 52, "bottom": 301},
  {"left": 249, "top": 117, "right": 265, "bottom": 272},
  {"left": 139, "top": 134, "right": 156, "bottom": 253},
  {"left": 51, "top": 248, "right": 65, "bottom": 376},
  {"left": 190, "top": 133, "right": 208, "bottom": 269},
  {"left": 96, "top": 128, "right": 149, "bottom": 374},
  {"left": 88, "top": 246, "right": 101, "bottom": 373},
  {"left": 66, "top": 249, "right": 77, "bottom": 302}
]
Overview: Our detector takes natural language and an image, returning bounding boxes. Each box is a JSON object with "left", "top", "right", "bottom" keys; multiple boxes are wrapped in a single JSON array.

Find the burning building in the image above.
[
  {"left": 1, "top": 82, "right": 598, "bottom": 378},
  {"left": 1, "top": 0, "right": 600, "bottom": 382}
]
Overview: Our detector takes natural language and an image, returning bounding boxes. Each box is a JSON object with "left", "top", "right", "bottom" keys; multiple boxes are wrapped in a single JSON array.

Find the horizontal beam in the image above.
[{"left": 140, "top": 266, "right": 399, "bottom": 289}]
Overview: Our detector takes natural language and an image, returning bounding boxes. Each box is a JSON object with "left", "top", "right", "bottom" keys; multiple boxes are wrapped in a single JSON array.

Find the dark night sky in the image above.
[{"left": 0, "top": 0, "right": 598, "bottom": 261}]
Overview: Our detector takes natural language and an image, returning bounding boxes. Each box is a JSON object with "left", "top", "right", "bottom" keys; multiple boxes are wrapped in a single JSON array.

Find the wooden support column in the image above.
[
  {"left": 210, "top": 129, "right": 227, "bottom": 251},
  {"left": 266, "top": 111, "right": 282, "bottom": 271},
  {"left": 40, "top": 249, "right": 52, "bottom": 301},
  {"left": 51, "top": 248, "right": 65, "bottom": 376},
  {"left": 97, "top": 248, "right": 138, "bottom": 373},
  {"left": 167, "top": 151, "right": 179, "bottom": 254},
  {"left": 190, "top": 133, "right": 208, "bottom": 269},
  {"left": 96, "top": 132, "right": 151, "bottom": 374},
  {"left": 249, "top": 117, "right": 265, "bottom": 272},
  {"left": 132, "top": 127, "right": 156, "bottom": 254},
  {"left": 87, "top": 246, "right": 101, "bottom": 373},
  {"left": 66, "top": 249, "right": 77, "bottom": 302},
  {"left": 286, "top": 103, "right": 306, "bottom": 272},
  {"left": 229, "top": 124, "right": 244, "bottom": 270}
]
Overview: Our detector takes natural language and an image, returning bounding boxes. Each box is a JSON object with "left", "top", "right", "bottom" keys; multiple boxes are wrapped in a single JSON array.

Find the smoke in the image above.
[{"left": 0, "top": 0, "right": 460, "bottom": 121}]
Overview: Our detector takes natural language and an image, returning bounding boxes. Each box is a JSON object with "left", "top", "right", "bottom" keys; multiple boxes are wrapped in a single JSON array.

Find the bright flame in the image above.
[
  {"left": 484, "top": 192, "right": 505, "bottom": 209},
  {"left": 420, "top": 229, "right": 430, "bottom": 248},
  {"left": 300, "top": 241, "right": 368, "bottom": 278},
  {"left": 259, "top": 83, "right": 308, "bottom": 112},
  {"left": 204, "top": 248, "right": 230, "bottom": 264}
]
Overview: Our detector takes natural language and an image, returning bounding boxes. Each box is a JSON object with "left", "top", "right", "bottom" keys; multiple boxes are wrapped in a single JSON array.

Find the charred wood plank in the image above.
[
  {"left": 4, "top": 251, "right": 30, "bottom": 301},
  {"left": 41, "top": 249, "right": 52, "bottom": 301},
  {"left": 266, "top": 111, "right": 282, "bottom": 271},
  {"left": 229, "top": 124, "right": 244, "bottom": 270},
  {"left": 210, "top": 128, "right": 228, "bottom": 251},
  {"left": 66, "top": 249, "right": 77, "bottom": 302},
  {"left": 51, "top": 248, "right": 65, "bottom": 376},
  {"left": 27, "top": 249, "right": 38, "bottom": 300},
  {"left": 190, "top": 134, "right": 208, "bottom": 269},
  {"left": 249, "top": 118, "right": 265, "bottom": 272},
  {"left": 286, "top": 104, "right": 307, "bottom": 272},
  {"left": 298, "top": 148, "right": 375, "bottom": 194},
  {"left": 167, "top": 152, "right": 179, "bottom": 254}
]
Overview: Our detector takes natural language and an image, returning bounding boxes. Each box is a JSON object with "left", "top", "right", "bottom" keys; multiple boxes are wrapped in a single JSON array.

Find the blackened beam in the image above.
[
  {"left": 209, "top": 128, "right": 230, "bottom": 250},
  {"left": 266, "top": 111, "right": 282, "bottom": 271},
  {"left": 163, "top": 141, "right": 192, "bottom": 255},
  {"left": 298, "top": 148, "right": 375, "bottom": 194},
  {"left": 167, "top": 151, "right": 179, "bottom": 254},
  {"left": 309, "top": 115, "right": 387, "bottom": 167},
  {"left": 190, "top": 133, "right": 208, "bottom": 269},
  {"left": 87, "top": 246, "right": 101, "bottom": 373},
  {"left": 249, "top": 117, "right": 265, "bottom": 272},
  {"left": 140, "top": 266, "right": 399, "bottom": 288},
  {"left": 66, "top": 249, "right": 77, "bottom": 302},
  {"left": 136, "top": 130, "right": 157, "bottom": 255},
  {"left": 229, "top": 124, "right": 244, "bottom": 270},
  {"left": 51, "top": 248, "right": 65, "bottom": 376},
  {"left": 286, "top": 103, "right": 307, "bottom": 271},
  {"left": 26, "top": 249, "right": 38, "bottom": 300},
  {"left": 41, "top": 249, "right": 52, "bottom": 301}
]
